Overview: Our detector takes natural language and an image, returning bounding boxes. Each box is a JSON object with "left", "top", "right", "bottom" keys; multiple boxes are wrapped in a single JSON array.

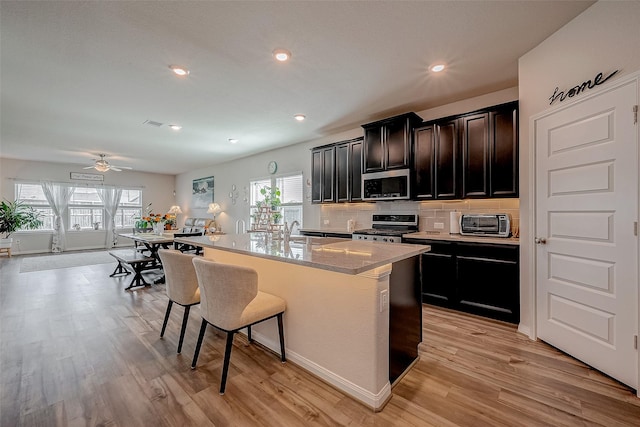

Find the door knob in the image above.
[{"left": 535, "top": 237, "right": 547, "bottom": 245}]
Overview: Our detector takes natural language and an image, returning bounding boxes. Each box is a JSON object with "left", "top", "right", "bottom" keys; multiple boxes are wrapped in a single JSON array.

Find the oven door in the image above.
[{"left": 362, "top": 169, "right": 410, "bottom": 201}]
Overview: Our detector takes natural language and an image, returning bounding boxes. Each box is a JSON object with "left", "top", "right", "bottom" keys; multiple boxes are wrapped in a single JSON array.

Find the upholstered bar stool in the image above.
[
  {"left": 157, "top": 249, "right": 201, "bottom": 353},
  {"left": 190, "top": 258, "right": 286, "bottom": 394}
]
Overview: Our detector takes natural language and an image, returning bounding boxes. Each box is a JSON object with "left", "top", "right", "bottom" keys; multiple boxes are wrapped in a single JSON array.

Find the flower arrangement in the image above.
[{"left": 132, "top": 203, "right": 176, "bottom": 230}]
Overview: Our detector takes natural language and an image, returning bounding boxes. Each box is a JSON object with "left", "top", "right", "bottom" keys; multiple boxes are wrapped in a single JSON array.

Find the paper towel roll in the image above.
[{"left": 449, "top": 211, "right": 460, "bottom": 234}]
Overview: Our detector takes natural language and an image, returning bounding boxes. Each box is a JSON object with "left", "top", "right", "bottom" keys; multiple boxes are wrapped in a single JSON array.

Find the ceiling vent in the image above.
[{"left": 143, "top": 119, "right": 163, "bottom": 127}]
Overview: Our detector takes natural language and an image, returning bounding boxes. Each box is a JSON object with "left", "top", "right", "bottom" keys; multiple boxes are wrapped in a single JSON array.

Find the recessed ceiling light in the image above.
[
  {"left": 273, "top": 49, "right": 291, "bottom": 62},
  {"left": 228, "top": 138, "right": 238, "bottom": 144},
  {"left": 430, "top": 64, "right": 445, "bottom": 73},
  {"left": 169, "top": 65, "right": 190, "bottom": 76},
  {"left": 168, "top": 124, "right": 182, "bottom": 130},
  {"left": 294, "top": 114, "right": 306, "bottom": 121}
]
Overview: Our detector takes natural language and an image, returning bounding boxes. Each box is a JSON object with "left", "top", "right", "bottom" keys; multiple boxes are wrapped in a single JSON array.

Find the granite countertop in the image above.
[
  {"left": 174, "top": 234, "right": 429, "bottom": 275},
  {"left": 403, "top": 232, "right": 520, "bottom": 246}
]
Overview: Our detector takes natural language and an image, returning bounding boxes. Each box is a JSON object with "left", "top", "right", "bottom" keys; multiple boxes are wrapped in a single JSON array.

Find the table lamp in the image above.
[
  {"left": 207, "top": 203, "right": 222, "bottom": 232},
  {"left": 168, "top": 205, "right": 182, "bottom": 229}
]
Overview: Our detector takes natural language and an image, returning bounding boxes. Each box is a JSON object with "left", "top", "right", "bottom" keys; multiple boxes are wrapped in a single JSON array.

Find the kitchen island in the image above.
[{"left": 174, "top": 234, "right": 429, "bottom": 410}]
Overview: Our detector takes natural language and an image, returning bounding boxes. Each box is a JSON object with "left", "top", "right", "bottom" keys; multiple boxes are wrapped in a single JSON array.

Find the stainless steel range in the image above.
[{"left": 352, "top": 214, "right": 418, "bottom": 243}]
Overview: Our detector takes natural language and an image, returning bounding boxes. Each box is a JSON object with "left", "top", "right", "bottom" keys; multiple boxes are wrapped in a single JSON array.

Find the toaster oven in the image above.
[{"left": 459, "top": 213, "right": 511, "bottom": 237}]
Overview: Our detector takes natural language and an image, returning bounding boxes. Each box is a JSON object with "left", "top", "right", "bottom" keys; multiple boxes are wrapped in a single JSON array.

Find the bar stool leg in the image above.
[
  {"left": 191, "top": 319, "right": 208, "bottom": 369},
  {"left": 177, "top": 305, "right": 190, "bottom": 354},
  {"left": 160, "top": 300, "right": 173, "bottom": 338},
  {"left": 277, "top": 313, "right": 286, "bottom": 363},
  {"left": 220, "top": 331, "right": 235, "bottom": 394}
]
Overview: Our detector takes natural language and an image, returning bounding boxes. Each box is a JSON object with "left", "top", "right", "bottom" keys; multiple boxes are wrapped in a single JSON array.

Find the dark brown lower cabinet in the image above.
[
  {"left": 419, "top": 241, "right": 456, "bottom": 305},
  {"left": 456, "top": 243, "right": 519, "bottom": 323},
  {"left": 406, "top": 239, "right": 519, "bottom": 324},
  {"left": 389, "top": 255, "right": 422, "bottom": 383}
]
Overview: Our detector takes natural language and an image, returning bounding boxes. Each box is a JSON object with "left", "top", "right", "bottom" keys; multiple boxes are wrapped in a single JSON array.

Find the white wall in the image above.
[
  {"left": 0, "top": 157, "right": 176, "bottom": 254},
  {"left": 175, "top": 87, "right": 519, "bottom": 234},
  {"left": 518, "top": 1, "right": 640, "bottom": 336}
]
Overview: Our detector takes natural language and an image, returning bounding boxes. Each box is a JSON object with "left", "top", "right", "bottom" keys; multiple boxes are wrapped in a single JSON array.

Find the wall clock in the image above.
[{"left": 268, "top": 161, "right": 278, "bottom": 174}]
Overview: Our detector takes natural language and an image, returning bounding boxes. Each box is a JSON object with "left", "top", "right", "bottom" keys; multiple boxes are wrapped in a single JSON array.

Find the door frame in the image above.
[{"left": 527, "top": 71, "right": 640, "bottom": 393}]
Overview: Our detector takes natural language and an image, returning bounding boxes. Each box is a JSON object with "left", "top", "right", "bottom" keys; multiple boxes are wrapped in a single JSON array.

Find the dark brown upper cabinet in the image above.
[
  {"left": 462, "top": 101, "right": 518, "bottom": 198},
  {"left": 413, "top": 118, "right": 460, "bottom": 200},
  {"left": 312, "top": 137, "right": 363, "bottom": 204},
  {"left": 489, "top": 104, "right": 519, "bottom": 197},
  {"left": 362, "top": 112, "right": 422, "bottom": 173},
  {"left": 462, "top": 113, "right": 490, "bottom": 197},
  {"left": 311, "top": 145, "right": 335, "bottom": 203},
  {"left": 336, "top": 137, "right": 363, "bottom": 203}
]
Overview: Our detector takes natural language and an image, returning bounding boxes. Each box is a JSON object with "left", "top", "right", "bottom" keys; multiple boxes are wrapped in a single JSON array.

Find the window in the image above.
[
  {"left": 276, "top": 174, "right": 303, "bottom": 227},
  {"left": 249, "top": 173, "right": 303, "bottom": 228},
  {"left": 14, "top": 183, "right": 142, "bottom": 231},
  {"left": 115, "top": 189, "right": 142, "bottom": 228},
  {"left": 15, "top": 183, "right": 54, "bottom": 230},
  {"left": 69, "top": 187, "right": 102, "bottom": 229}
]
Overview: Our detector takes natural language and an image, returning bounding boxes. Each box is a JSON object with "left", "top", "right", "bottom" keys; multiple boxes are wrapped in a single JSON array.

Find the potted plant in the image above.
[
  {"left": 272, "top": 211, "right": 282, "bottom": 224},
  {"left": 0, "top": 200, "right": 43, "bottom": 248},
  {"left": 259, "top": 186, "right": 282, "bottom": 211}
]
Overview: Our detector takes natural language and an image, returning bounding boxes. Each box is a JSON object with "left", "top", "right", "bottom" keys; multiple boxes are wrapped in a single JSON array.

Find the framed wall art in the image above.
[{"left": 192, "top": 176, "right": 214, "bottom": 209}]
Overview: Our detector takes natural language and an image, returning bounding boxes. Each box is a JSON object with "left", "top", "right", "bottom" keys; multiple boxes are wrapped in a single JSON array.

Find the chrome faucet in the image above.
[{"left": 283, "top": 220, "right": 300, "bottom": 243}]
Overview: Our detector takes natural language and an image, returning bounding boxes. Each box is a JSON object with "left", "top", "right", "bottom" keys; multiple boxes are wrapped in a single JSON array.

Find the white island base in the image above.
[{"left": 203, "top": 247, "right": 394, "bottom": 410}]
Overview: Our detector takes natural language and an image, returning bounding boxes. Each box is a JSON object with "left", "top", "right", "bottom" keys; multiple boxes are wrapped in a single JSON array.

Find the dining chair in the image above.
[
  {"left": 157, "top": 249, "right": 201, "bottom": 354},
  {"left": 190, "top": 258, "right": 286, "bottom": 394}
]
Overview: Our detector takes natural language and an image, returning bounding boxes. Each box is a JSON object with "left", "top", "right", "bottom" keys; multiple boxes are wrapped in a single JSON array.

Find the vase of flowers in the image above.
[
  {"left": 146, "top": 213, "right": 165, "bottom": 234},
  {"left": 152, "top": 222, "right": 164, "bottom": 235}
]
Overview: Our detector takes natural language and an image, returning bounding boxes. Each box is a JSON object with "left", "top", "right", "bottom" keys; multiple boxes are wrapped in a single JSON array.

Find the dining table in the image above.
[{"left": 118, "top": 232, "right": 175, "bottom": 283}]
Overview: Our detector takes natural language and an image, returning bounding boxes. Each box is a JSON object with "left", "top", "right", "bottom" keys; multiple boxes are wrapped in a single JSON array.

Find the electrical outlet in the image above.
[
  {"left": 380, "top": 289, "right": 389, "bottom": 312},
  {"left": 15, "top": 239, "right": 20, "bottom": 245},
  {"left": 323, "top": 219, "right": 330, "bottom": 225},
  {"left": 434, "top": 222, "right": 445, "bottom": 229}
]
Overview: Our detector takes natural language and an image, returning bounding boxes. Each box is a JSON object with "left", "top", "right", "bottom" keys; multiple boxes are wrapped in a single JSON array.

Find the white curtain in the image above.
[
  {"left": 97, "top": 187, "right": 122, "bottom": 248},
  {"left": 41, "top": 182, "right": 74, "bottom": 253}
]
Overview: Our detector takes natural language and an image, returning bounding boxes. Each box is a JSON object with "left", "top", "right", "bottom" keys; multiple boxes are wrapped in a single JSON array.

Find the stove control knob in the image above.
[{"left": 382, "top": 237, "right": 388, "bottom": 242}]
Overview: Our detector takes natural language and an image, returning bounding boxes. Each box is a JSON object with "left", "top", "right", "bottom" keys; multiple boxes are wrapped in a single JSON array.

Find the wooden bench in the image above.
[{"left": 109, "top": 250, "right": 156, "bottom": 290}]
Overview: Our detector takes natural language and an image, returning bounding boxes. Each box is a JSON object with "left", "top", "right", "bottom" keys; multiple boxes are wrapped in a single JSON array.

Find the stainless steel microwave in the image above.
[
  {"left": 362, "top": 169, "right": 411, "bottom": 201},
  {"left": 460, "top": 213, "right": 511, "bottom": 237}
]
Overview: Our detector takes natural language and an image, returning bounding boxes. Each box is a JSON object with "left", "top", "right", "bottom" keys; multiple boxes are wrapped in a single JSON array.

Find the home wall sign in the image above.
[
  {"left": 549, "top": 69, "right": 619, "bottom": 105},
  {"left": 70, "top": 172, "right": 104, "bottom": 181}
]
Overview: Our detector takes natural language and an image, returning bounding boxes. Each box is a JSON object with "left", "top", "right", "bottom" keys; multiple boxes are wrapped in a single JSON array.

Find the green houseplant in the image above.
[
  {"left": 259, "top": 186, "right": 282, "bottom": 224},
  {"left": 259, "top": 186, "right": 281, "bottom": 211},
  {"left": 0, "top": 200, "right": 43, "bottom": 247}
]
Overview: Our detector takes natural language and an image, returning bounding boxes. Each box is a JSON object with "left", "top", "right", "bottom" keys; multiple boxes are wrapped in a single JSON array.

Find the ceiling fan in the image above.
[{"left": 83, "top": 154, "right": 132, "bottom": 172}]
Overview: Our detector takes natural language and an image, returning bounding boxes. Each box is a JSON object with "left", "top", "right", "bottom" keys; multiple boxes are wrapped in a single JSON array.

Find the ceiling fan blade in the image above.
[
  {"left": 111, "top": 165, "right": 132, "bottom": 170},
  {"left": 109, "top": 166, "right": 122, "bottom": 172},
  {"left": 83, "top": 166, "right": 95, "bottom": 169}
]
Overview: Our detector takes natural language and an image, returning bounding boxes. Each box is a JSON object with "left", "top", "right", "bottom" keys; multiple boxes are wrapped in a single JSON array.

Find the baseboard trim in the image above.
[
  {"left": 518, "top": 323, "right": 533, "bottom": 339},
  {"left": 251, "top": 330, "right": 392, "bottom": 410}
]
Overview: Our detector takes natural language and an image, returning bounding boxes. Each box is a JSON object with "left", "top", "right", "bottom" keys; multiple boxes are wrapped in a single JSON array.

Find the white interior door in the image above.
[{"left": 535, "top": 77, "right": 638, "bottom": 389}]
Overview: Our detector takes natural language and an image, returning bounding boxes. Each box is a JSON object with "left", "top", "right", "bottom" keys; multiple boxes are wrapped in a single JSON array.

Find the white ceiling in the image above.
[{"left": 0, "top": 1, "right": 594, "bottom": 175}]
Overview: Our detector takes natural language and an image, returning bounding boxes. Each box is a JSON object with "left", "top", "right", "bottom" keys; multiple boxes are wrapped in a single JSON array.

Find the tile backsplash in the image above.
[{"left": 319, "top": 198, "right": 520, "bottom": 237}]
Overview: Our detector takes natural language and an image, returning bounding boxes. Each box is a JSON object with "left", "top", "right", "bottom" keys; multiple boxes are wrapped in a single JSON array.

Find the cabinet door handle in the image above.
[{"left": 535, "top": 237, "right": 547, "bottom": 245}]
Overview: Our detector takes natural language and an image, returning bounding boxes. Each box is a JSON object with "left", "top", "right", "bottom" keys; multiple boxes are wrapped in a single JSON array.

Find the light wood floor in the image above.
[{"left": 1, "top": 253, "right": 640, "bottom": 426}]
